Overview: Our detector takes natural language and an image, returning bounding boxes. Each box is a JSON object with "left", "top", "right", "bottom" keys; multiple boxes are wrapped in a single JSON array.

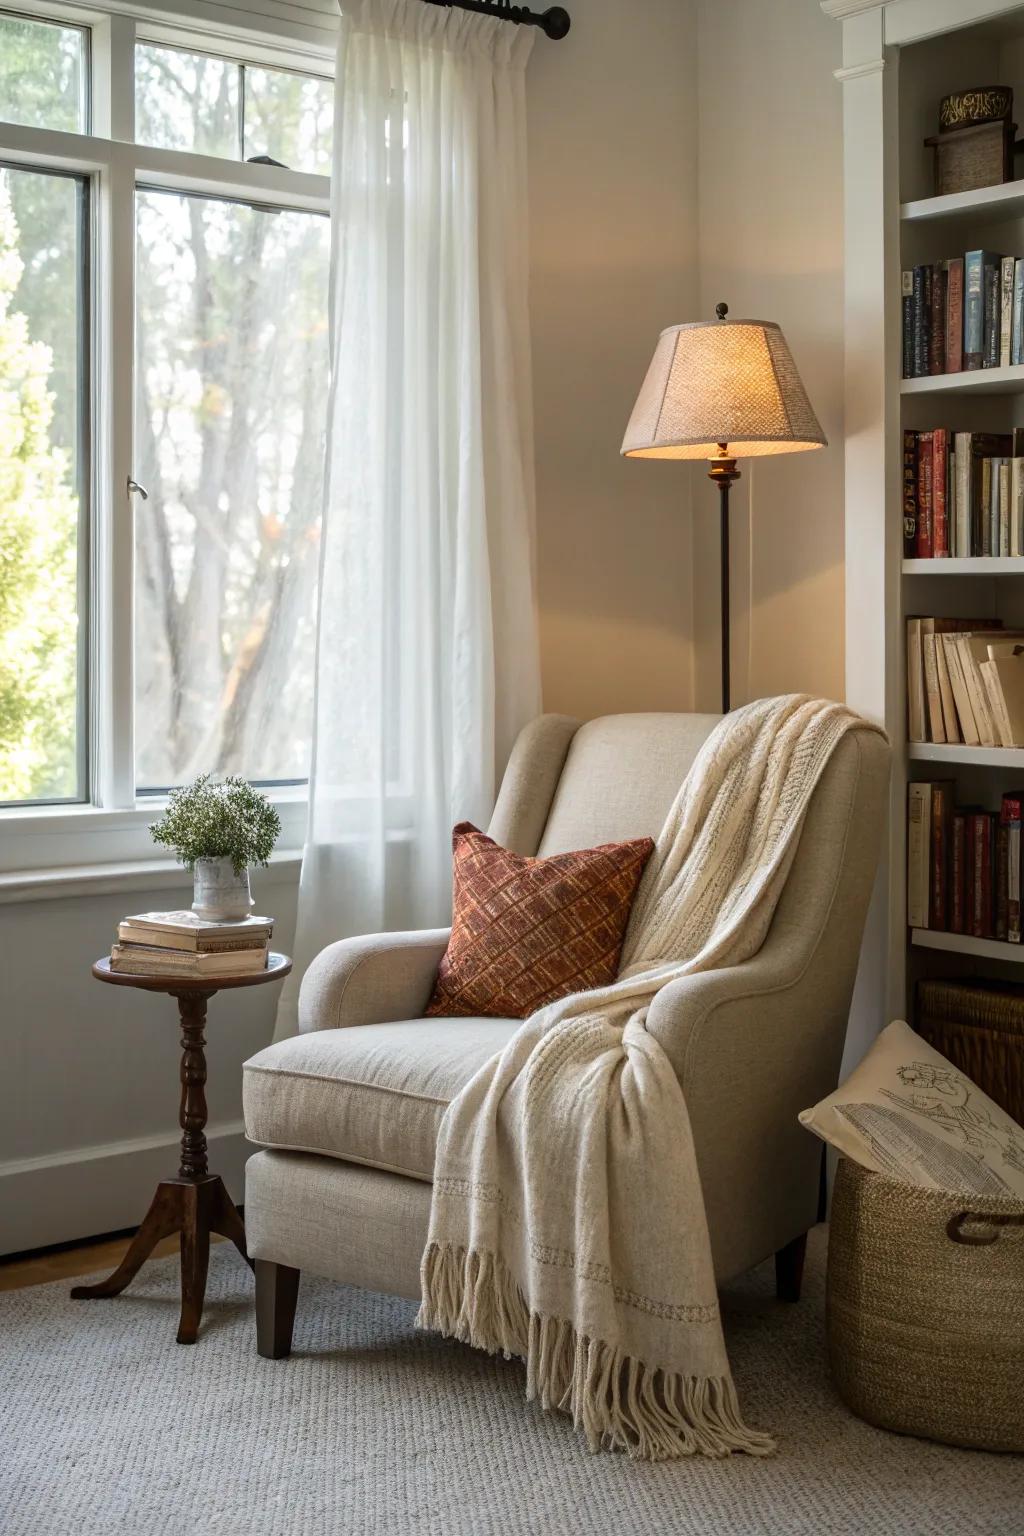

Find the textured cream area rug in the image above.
[{"left": 2, "top": 1228, "right": 1021, "bottom": 1536}]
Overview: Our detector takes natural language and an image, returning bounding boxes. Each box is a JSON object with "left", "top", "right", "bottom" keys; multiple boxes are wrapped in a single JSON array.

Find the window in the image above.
[
  {"left": 0, "top": 164, "right": 88, "bottom": 805},
  {"left": 0, "top": 12, "right": 88, "bottom": 133},
  {"left": 135, "top": 42, "right": 333, "bottom": 173},
  {"left": 134, "top": 189, "right": 328, "bottom": 789},
  {"left": 0, "top": 5, "right": 333, "bottom": 826}
]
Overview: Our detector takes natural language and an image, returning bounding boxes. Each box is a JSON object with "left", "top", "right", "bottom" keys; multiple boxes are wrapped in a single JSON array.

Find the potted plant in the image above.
[{"left": 150, "top": 774, "right": 282, "bottom": 921}]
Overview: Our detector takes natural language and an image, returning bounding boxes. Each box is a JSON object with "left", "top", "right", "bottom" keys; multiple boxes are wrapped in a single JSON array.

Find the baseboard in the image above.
[{"left": 0, "top": 1121, "right": 250, "bottom": 1256}]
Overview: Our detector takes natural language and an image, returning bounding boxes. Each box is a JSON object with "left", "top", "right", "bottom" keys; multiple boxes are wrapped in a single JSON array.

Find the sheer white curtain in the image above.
[{"left": 275, "top": 0, "right": 542, "bottom": 1038}]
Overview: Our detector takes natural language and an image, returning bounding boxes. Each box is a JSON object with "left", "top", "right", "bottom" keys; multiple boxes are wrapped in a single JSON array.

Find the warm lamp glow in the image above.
[{"left": 621, "top": 318, "right": 827, "bottom": 461}]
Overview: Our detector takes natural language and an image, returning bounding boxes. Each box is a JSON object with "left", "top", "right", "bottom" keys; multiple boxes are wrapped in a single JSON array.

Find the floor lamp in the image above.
[{"left": 621, "top": 303, "right": 827, "bottom": 714}]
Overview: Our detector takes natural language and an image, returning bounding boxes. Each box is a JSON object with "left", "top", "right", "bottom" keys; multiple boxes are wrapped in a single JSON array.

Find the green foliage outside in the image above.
[
  {"left": 150, "top": 774, "right": 282, "bottom": 874},
  {"left": 0, "top": 177, "right": 79, "bottom": 802}
]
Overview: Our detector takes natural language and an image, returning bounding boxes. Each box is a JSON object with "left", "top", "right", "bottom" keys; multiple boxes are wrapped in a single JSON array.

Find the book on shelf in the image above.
[
  {"left": 906, "top": 616, "right": 1001, "bottom": 744},
  {"left": 980, "top": 648, "right": 1024, "bottom": 747},
  {"left": 1000, "top": 256, "right": 1015, "bottom": 369},
  {"left": 108, "top": 909, "right": 274, "bottom": 975},
  {"left": 908, "top": 784, "right": 1024, "bottom": 944},
  {"left": 904, "top": 428, "right": 1024, "bottom": 558},
  {"left": 902, "top": 249, "right": 1024, "bottom": 378}
]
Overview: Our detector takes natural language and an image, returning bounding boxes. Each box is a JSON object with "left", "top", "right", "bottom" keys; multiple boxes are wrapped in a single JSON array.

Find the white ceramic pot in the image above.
[{"left": 192, "top": 857, "right": 254, "bottom": 921}]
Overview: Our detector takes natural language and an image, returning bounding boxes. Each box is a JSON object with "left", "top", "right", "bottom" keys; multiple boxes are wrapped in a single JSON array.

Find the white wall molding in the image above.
[
  {"left": 834, "top": 57, "right": 885, "bottom": 80},
  {"left": 0, "top": 1121, "right": 252, "bottom": 1255},
  {"left": 820, "top": 0, "right": 884, "bottom": 18}
]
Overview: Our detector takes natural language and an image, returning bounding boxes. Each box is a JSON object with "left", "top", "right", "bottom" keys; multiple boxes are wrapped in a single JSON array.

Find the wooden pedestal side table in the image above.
[{"left": 71, "top": 953, "right": 292, "bottom": 1344}]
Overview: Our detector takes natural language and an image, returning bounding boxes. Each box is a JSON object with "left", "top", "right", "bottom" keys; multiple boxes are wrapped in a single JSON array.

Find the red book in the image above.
[
  {"left": 946, "top": 257, "right": 964, "bottom": 373},
  {"left": 929, "top": 781, "right": 953, "bottom": 930},
  {"left": 1001, "top": 792, "right": 1023, "bottom": 944},
  {"left": 997, "top": 823, "right": 1010, "bottom": 941},
  {"left": 969, "top": 813, "right": 994, "bottom": 938},
  {"left": 916, "top": 430, "right": 934, "bottom": 558},
  {"left": 930, "top": 263, "right": 947, "bottom": 374},
  {"left": 932, "top": 429, "right": 949, "bottom": 556},
  {"left": 951, "top": 812, "right": 966, "bottom": 933}
]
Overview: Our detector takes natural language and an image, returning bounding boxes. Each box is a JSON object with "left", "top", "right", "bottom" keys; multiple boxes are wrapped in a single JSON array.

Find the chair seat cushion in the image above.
[{"left": 243, "top": 1018, "right": 518, "bottom": 1181}]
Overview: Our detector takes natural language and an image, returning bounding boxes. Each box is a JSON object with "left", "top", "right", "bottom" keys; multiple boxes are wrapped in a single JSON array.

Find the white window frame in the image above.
[{"left": 0, "top": 0, "right": 336, "bottom": 888}]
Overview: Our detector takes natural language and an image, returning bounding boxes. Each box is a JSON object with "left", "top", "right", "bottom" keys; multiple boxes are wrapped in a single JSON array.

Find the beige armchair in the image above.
[{"left": 243, "top": 711, "right": 889, "bottom": 1358}]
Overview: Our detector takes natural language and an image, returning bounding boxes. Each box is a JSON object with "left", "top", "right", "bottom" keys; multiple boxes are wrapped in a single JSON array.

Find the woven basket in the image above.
[
  {"left": 916, "top": 979, "right": 1024, "bottom": 1126},
  {"left": 827, "top": 1160, "right": 1024, "bottom": 1452}
]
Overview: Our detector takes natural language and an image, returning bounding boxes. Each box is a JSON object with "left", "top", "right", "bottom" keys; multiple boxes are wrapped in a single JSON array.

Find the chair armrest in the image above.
[
  {"left": 645, "top": 949, "right": 799, "bottom": 1083},
  {"left": 298, "top": 928, "right": 451, "bottom": 1032},
  {"left": 646, "top": 947, "right": 851, "bottom": 1281}
]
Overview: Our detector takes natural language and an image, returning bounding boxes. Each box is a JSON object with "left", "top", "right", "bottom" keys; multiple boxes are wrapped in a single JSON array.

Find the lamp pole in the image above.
[{"left": 708, "top": 444, "right": 740, "bottom": 715}]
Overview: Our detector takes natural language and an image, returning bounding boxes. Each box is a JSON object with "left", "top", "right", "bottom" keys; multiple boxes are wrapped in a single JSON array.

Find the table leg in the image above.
[
  {"left": 71, "top": 986, "right": 251, "bottom": 1341},
  {"left": 177, "top": 1182, "right": 212, "bottom": 1346},
  {"left": 177, "top": 990, "right": 209, "bottom": 1179},
  {"left": 70, "top": 1183, "right": 181, "bottom": 1300}
]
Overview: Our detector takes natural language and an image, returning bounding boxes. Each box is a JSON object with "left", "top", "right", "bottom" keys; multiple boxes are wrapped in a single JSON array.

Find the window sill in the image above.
[
  {"left": 0, "top": 793, "right": 308, "bottom": 878},
  {"left": 0, "top": 848, "right": 303, "bottom": 906}
]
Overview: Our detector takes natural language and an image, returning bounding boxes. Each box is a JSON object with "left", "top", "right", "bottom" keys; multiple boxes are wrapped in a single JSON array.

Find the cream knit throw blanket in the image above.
[{"left": 417, "top": 696, "right": 882, "bottom": 1461}]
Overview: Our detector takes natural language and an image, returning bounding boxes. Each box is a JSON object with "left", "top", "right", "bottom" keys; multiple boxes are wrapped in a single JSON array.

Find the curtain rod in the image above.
[{"left": 420, "top": 1, "right": 571, "bottom": 40}]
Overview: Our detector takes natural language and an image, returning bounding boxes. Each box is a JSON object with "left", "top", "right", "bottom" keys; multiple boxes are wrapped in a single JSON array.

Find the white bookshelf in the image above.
[
  {"left": 903, "top": 556, "right": 1024, "bottom": 573},
  {"left": 908, "top": 743, "right": 1024, "bottom": 767},
  {"left": 828, "top": 0, "right": 1024, "bottom": 1033},
  {"left": 901, "top": 365, "right": 1024, "bottom": 396},
  {"left": 902, "top": 175, "right": 1024, "bottom": 226},
  {"left": 912, "top": 929, "right": 1024, "bottom": 963}
]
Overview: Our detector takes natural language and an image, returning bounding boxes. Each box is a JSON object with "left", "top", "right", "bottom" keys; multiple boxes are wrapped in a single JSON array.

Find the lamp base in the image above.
[{"left": 707, "top": 449, "right": 741, "bottom": 715}]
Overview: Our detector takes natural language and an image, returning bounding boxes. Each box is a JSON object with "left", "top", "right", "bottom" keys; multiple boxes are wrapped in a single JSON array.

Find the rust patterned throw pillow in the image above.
[{"left": 425, "top": 822, "right": 656, "bottom": 1020}]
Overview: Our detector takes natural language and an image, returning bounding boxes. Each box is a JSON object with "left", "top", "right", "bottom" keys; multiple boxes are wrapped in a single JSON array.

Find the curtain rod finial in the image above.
[{"left": 542, "top": 7, "right": 571, "bottom": 39}]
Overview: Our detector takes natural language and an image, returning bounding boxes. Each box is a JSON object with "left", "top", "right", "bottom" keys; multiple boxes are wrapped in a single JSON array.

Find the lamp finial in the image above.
[{"left": 715, "top": 302, "right": 728, "bottom": 321}]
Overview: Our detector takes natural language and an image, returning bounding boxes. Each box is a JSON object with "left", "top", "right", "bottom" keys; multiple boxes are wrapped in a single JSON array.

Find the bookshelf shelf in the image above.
[
  {"left": 911, "top": 929, "right": 1024, "bottom": 963},
  {"left": 901, "top": 365, "right": 1024, "bottom": 397},
  {"left": 908, "top": 743, "right": 1024, "bottom": 767},
  {"left": 902, "top": 557, "right": 1024, "bottom": 574},
  {"left": 901, "top": 176, "right": 1024, "bottom": 227}
]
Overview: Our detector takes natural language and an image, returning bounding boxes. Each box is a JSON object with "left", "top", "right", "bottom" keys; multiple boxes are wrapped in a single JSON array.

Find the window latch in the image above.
[{"left": 127, "top": 478, "right": 149, "bottom": 500}]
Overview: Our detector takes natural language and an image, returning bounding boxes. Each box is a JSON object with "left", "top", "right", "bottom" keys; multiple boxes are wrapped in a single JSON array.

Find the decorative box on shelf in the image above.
[
  {"left": 925, "top": 121, "right": 1019, "bottom": 196},
  {"left": 925, "top": 87, "right": 1018, "bottom": 197}
]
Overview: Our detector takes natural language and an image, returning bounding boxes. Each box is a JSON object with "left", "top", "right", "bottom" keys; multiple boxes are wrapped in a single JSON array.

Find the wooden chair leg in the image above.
[
  {"left": 775, "top": 1231, "right": 808, "bottom": 1302},
  {"left": 256, "top": 1260, "right": 301, "bottom": 1359}
]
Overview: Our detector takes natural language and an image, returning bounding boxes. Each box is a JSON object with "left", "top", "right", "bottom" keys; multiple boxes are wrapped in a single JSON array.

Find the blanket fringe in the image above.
[{"left": 416, "top": 1242, "right": 775, "bottom": 1462}]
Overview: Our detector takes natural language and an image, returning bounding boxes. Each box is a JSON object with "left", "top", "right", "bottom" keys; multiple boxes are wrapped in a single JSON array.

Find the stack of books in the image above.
[
  {"left": 109, "top": 910, "right": 274, "bottom": 976},
  {"left": 907, "top": 616, "right": 1024, "bottom": 747},
  {"left": 902, "top": 249, "right": 1024, "bottom": 378},
  {"left": 908, "top": 784, "right": 1023, "bottom": 943},
  {"left": 903, "top": 427, "right": 1024, "bottom": 558}
]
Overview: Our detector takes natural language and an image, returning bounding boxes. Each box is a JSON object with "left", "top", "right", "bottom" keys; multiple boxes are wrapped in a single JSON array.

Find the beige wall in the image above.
[
  {"left": 530, "top": 0, "right": 847, "bottom": 722},
  {"left": 693, "top": 0, "right": 846, "bottom": 710},
  {"left": 528, "top": 0, "right": 699, "bottom": 721}
]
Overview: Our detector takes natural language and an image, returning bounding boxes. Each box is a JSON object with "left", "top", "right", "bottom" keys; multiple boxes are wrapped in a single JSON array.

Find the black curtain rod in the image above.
[{"left": 420, "top": 1, "right": 571, "bottom": 41}]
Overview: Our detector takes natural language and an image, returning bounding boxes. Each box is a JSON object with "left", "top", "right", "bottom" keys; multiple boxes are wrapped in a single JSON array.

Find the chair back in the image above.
[{"left": 487, "top": 708, "right": 890, "bottom": 983}]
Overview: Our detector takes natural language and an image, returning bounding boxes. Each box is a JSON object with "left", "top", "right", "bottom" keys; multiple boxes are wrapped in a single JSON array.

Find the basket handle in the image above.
[{"left": 946, "top": 1210, "right": 1024, "bottom": 1246}]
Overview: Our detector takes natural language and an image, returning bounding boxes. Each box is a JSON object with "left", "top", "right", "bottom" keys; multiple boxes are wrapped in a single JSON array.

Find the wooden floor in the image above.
[{"left": 0, "top": 1232, "right": 224, "bottom": 1291}]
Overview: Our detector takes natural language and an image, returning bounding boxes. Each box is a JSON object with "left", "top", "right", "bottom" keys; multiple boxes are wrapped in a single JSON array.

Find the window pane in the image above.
[
  {"left": 244, "top": 66, "right": 333, "bottom": 175},
  {"left": 135, "top": 43, "right": 240, "bottom": 159},
  {"left": 0, "top": 14, "right": 85, "bottom": 133},
  {"left": 134, "top": 189, "right": 328, "bottom": 789},
  {"left": 0, "top": 14, "right": 87, "bottom": 132},
  {"left": 0, "top": 167, "right": 87, "bottom": 805}
]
